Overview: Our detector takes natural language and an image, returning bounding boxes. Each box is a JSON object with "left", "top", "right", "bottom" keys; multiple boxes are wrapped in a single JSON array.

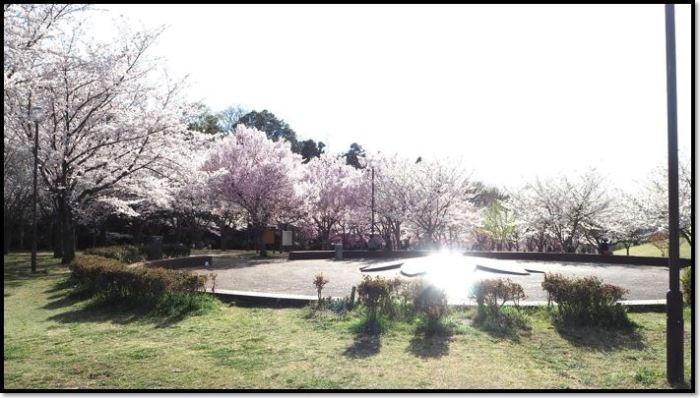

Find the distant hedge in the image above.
[
  {"left": 84, "top": 244, "right": 191, "bottom": 264},
  {"left": 70, "top": 255, "right": 206, "bottom": 308}
]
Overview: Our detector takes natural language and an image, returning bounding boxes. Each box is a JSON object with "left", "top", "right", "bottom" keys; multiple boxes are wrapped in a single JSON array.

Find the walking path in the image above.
[{"left": 181, "top": 254, "right": 670, "bottom": 304}]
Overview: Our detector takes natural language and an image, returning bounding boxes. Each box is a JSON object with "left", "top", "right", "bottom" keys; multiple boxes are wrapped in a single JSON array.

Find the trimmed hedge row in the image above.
[
  {"left": 83, "top": 244, "right": 191, "bottom": 264},
  {"left": 542, "top": 273, "right": 629, "bottom": 328},
  {"left": 70, "top": 255, "right": 206, "bottom": 306}
]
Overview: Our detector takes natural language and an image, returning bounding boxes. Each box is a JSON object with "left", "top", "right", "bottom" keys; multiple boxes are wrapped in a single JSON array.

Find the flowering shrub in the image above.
[{"left": 541, "top": 273, "right": 629, "bottom": 327}]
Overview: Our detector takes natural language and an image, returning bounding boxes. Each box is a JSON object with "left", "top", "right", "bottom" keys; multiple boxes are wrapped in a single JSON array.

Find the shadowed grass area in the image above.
[{"left": 4, "top": 253, "right": 692, "bottom": 389}]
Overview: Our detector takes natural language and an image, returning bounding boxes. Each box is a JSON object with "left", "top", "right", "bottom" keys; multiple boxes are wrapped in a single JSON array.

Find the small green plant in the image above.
[
  {"left": 471, "top": 278, "right": 525, "bottom": 313},
  {"left": 313, "top": 273, "right": 329, "bottom": 308},
  {"left": 209, "top": 273, "right": 217, "bottom": 293},
  {"left": 681, "top": 267, "right": 692, "bottom": 306},
  {"left": 356, "top": 276, "right": 399, "bottom": 332},
  {"left": 412, "top": 281, "right": 449, "bottom": 333},
  {"left": 542, "top": 273, "right": 630, "bottom": 328}
]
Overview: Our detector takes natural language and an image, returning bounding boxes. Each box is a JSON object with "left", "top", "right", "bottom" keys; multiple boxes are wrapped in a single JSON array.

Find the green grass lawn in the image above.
[
  {"left": 4, "top": 253, "right": 692, "bottom": 390},
  {"left": 614, "top": 240, "right": 692, "bottom": 259}
]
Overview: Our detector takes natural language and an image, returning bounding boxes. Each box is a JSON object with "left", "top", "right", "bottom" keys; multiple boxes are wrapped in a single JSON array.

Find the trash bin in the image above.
[{"left": 334, "top": 243, "right": 343, "bottom": 260}]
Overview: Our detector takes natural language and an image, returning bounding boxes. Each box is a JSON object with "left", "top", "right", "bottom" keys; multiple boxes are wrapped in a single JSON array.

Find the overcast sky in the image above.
[{"left": 91, "top": 4, "right": 691, "bottom": 191}]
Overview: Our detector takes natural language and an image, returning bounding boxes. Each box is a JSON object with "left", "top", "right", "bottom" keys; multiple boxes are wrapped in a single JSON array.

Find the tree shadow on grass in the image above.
[
  {"left": 45, "top": 281, "right": 215, "bottom": 329},
  {"left": 471, "top": 310, "right": 532, "bottom": 343},
  {"left": 46, "top": 300, "right": 199, "bottom": 329},
  {"left": 553, "top": 321, "right": 646, "bottom": 352},
  {"left": 343, "top": 333, "right": 381, "bottom": 359},
  {"left": 407, "top": 321, "right": 453, "bottom": 359},
  {"left": 343, "top": 317, "right": 384, "bottom": 359}
]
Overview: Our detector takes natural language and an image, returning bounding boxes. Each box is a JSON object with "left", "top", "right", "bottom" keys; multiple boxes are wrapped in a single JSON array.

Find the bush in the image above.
[
  {"left": 411, "top": 280, "right": 449, "bottom": 328},
  {"left": 162, "top": 243, "right": 191, "bottom": 258},
  {"left": 83, "top": 244, "right": 191, "bottom": 264},
  {"left": 356, "top": 276, "right": 400, "bottom": 326},
  {"left": 84, "top": 245, "right": 146, "bottom": 263},
  {"left": 681, "top": 267, "right": 692, "bottom": 306},
  {"left": 471, "top": 278, "right": 525, "bottom": 314},
  {"left": 541, "top": 273, "right": 630, "bottom": 328},
  {"left": 313, "top": 273, "right": 329, "bottom": 308},
  {"left": 70, "top": 255, "right": 207, "bottom": 311}
]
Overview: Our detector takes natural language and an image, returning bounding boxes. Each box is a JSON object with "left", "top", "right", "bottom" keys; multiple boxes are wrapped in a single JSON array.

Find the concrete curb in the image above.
[{"left": 206, "top": 288, "right": 667, "bottom": 311}]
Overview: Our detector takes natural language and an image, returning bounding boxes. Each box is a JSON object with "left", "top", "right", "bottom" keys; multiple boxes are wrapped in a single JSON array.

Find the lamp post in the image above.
[
  {"left": 29, "top": 106, "right": 43, "bottom": 274},
  {"left": 663, "top": 4, "right": 683, "bottom": 386}
]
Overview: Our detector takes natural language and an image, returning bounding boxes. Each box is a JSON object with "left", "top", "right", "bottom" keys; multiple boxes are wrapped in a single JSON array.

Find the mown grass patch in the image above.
[{"left": 4, "top": 253, "right": 693, "bottom": 390}]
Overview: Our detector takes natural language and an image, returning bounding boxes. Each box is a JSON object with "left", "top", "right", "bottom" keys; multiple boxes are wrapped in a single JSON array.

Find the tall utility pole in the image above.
[
  {"left": 663, "top": 3, "right": 683, "bottom": 386},
  {"left": 30, "top": 107, "right": 42, "bottom": 273},
  {"left": 371, "top": 167, "right": 376, "bottom": 236}
]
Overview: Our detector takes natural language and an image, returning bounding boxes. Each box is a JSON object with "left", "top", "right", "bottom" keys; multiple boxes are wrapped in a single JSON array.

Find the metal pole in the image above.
[
  {"left": 371, "top": 167, "right": 375, "bottom": 236},
  {"left": 664, "top": 3, "right": 683, "bottom": 386},
  {"left": 31, "top": 120, "right": 39, "bottom": 273}
]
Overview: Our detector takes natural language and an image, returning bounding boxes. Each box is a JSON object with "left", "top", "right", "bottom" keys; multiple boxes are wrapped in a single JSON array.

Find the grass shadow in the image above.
[
  {"left": 552, "top": 321, "right": 646, "bottom": 352},
  {"left": 4, "top": 253, "right": 66, "bottom": 289},
  {"left": 343, "top": 333, "right": 381, "bottom": 359},
  {"left": 46, "top": 292, "right": 218, "bottom": 329},
  {"left": 407, "top": 321, "right": 453, "bottom": 359},
  {"left": 471, "top": 307, "right": 532, "bottom": 343}
]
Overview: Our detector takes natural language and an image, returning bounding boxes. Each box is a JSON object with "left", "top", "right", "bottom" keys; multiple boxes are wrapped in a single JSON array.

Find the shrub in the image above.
[
  {"left": 84, "top": 245, "right": 146, "bottom": 263},
  {"left": 411, "top": 280, "right": 449, "bottom": 325},
  {"left": 70, "top": 255, "right": 207, "bottom": 311},
  {"left": 541, "top": 272, "right": 630, "bottom": 328},
  {"left": 313, "top": 273, "right": 329, "bottom": 307},
  {"left": 681, "top": 267, "right": 692, "bottom": 306},
  {"left": 83, "top": 244, "right": 191, "bottom": 264},
  {"left": 162, "top": 243, "right": 191, "bottom": 258},
  {"left": 356, "top": 276, "right": 399, "bottom": 324},
  {"left": 471, "top": 278, "right": 526, "bottom": 314}
]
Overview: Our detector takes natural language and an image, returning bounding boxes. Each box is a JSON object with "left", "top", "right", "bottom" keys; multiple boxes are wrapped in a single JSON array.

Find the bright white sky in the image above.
[{"left": 90, "top": 4, "right": 691, "bottom": 191}]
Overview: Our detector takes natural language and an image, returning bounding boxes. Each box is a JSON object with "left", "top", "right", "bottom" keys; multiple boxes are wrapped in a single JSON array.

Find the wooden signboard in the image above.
[{"left": 262, "top": 229, "right": 275, "bottom": 245}]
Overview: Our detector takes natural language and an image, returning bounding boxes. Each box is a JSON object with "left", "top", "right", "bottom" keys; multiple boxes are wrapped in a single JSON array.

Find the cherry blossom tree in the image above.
[
  {"left": 405, "top": 158, "right": 478, "bottom": 248},
  {"left": 508, "top": 188, "right": 556, "bottom": 252},
  {"left": 363, "top": 153, "right": 415, "bottom": 250},
  {"left": 203, "top": 125, "right": 303, "bottom": 256},
  {"left": 605, "top": 191, "right": 651, "bottom": 256},
  {"left": 300, "top": 154, "right": 364, "bottom": 249},
  {"left": 515, "top": 170, "right": 612, "bottom": 253},
  {"left": 3, "top": 141, "right": 33, "bottom": 253},
  {"left": 4, "top": 8, "right": 196, "bottom": 263},
  {"left": 637, "top": 158, "right": 692, "bottom": 247}
]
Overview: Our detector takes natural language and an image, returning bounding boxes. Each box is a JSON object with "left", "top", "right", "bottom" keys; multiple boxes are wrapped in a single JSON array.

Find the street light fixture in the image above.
[{"left": 29, "top": 105, "right": 43, "bottom": 274}]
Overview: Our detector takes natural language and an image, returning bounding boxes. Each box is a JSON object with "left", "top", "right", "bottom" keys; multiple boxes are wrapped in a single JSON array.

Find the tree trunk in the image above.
[
  {"left": 18, "top": 223, "right": 25, "bottom": 251},
  {"left": 3, "top": 218, "right": 10, "bottom": 254},
  {"left": 59, "top": 197, "right": 75, "bottom": 264},
  {"left": 52, "top": 214, "right": 63, "bottom": 258}
]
